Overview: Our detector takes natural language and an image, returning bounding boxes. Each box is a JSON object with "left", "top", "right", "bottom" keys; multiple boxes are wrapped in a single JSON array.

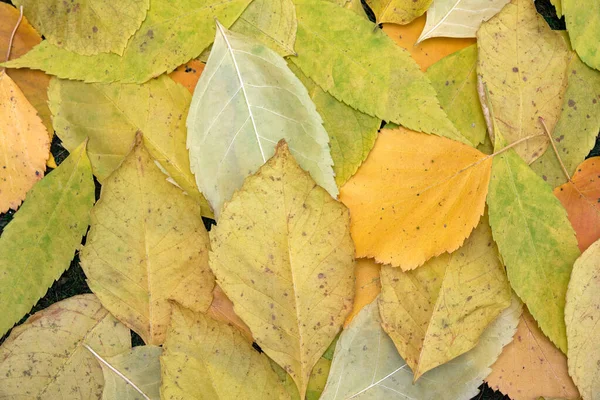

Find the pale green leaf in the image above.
[
  {"left": 0, "top": 295, "right": 131, "bottom": 398},
  {"left": 563, "top": 0, "right": 600, "bottom": 71},
  {"left": 2, "top": 0, "right": 252, "bottom": 83},
  {"left": 0, "top": 141, "right": 94, "bottom": 338},
  {"left": 13, "top": 0, "right": 149, "bottom": 55},
  {"left": 320, "top": 296, "right": 521, "bottom": 400},
  {"left": 48, "top": 75, "right": 213, "bottom": 217},
  {"left": 426, "top": 44, "right": 487, "bottom": 146},
  {"left": 187, "top": 22, "right": 336, "bottom": 218},
  {"left": 231, "top": 0, "right": 297, "bottom": 56},
  {"left": 288, "top": 63, "right": 379, "bottom": 187},
  {"left": 290, "top": 0, "right": 470, "bottom": 145},
  {"left": 366, "top": 0, "right": 432, "bottom": 24}
]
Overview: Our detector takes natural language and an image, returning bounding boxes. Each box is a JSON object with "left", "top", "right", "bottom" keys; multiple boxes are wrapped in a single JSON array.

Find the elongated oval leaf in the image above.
[
  {"left": 187, "top": 22, "right": 336, "bottom": 218},
  {"left": 0, "top": 141, "right": 95, "bottom": 338},
  {"left": 210, "top": 142, "right": 354, "bottom": 398},
  {"left": 80, "top": 136, "right": 214, "bottom": 345},
  {"left": 0, "top": 295, "right": 131, "bottom": 398}
]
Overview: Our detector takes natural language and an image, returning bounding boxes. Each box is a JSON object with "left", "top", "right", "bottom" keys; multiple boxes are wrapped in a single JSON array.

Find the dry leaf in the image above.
[
  {"left": 345, "top": 258, "right": 381, "bottom": 326},
  {"left": 206, "top": 285, "right": 253, "bottom": 342},
  {"left": 367, "top": 0, "right": 432, "bottom": 25},
  {"left": 169, "top": 59, "right": 205, "bottom": 94}
]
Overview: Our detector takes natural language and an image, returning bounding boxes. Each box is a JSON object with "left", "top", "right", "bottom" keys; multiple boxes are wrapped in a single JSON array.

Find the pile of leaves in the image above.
[{"left": 0, "top": 0, "right": 599, "bottom": 398}]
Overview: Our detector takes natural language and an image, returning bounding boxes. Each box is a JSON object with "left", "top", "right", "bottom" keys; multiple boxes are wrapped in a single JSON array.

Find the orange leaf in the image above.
[
  {"left": 206, "top": 285, "right": 253, "bottom": 343},
  {"left": 344, "top": 259, "right": 381, "bottom": 327},
  {"left": 554, "top": 157, "right": 600, "bottom": 252},
  {"left": 340, "top": 127, "right": 491, "bottom": 269},
  {"left": 169, "top": 60, "right": 205, "bottom": 94}
]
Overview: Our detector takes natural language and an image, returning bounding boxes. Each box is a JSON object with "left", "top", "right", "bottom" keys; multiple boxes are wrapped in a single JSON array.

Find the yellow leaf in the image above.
[
  {"left": 487, "top": 309, "right": 580, "bottom": 400},
  {"left": 80, "top": 135, "right": 214, "bottom": 345},
  {"left": 209, "top": 141, "right": 355, "bottom": 398},
  {"left": 206, "top": 285, "right": 253, "bottom": 343},
  {"left": 161, "top": 304, "right": 291, "bottom": 399},
  {"left": 367, "top": 0, "right": 432, "bottom": 25},
  {"left": 0, "top": 71, "right": 49, "bottom": 212},
  {"left": 344, "top": 258, "right": 381, "bottom": 326},
  {"left": 340, "top": 127, "right": 492, "bottom": 269},
  {"left": 379, "top": 216, "right": 511, "bottom": 380}
]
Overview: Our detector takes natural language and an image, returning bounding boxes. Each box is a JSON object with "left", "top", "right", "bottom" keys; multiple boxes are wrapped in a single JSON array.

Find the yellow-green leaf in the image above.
[
  {"left": 367, "top": 0, "right": 432, "bottom": 24},
  {"left": 477, "top": 0, "right": 570, "bottom": 163},
  {"left": 209, "top": 142, "right": 355, "bottom": 398},
  {"left": 326, "top": 0, "right": 368, "bottom": 18},
  {"left": 552, "top": 0, "right": 562, "bottom": 16},
  {"left": 48, "top": 75, "right": 213, "bottom": 218},
  {"left": 0, "top": 141, "right": 95, "bottom": 338},
  {"left": 80, "top": 136, "right": 214, "bottom": 345},
  {"left": 563, "top": 0, "right": 600, "bottom": 71},
  {"left": 13, "top": 0, "right": 149, "bottom": 55},
  {"left": 565, "top": 238, "right": 600, "bottom": 399},
  {"left": 160, "top": 304, "right": 290, "bottom": 399},
  {"left": 0, "top": 295, "right": 131, "bottom": 398}
]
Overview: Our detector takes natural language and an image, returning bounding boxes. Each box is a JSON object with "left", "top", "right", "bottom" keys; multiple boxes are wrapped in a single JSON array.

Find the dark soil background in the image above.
[{"left": 0, "top": 0, "right": 598, "bottom": 399}]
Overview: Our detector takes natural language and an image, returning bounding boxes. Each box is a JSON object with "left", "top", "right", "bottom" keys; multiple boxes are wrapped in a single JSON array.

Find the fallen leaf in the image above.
[
  {"left": 187, "top": 22, "right": 336, "bottom": 218},
  {"left": 339, "top": 127, "right": 492, "bottom": 269},
  {"left": 168, "top": 59, "right": 205, "bottom": 94},
  {"left": 367, "top": 0, "right": 432, "bottom": 24},
  {"left": 417, "top": 0, "right": 510, "bottom": 42},
  {"left": 320, "top": 296, "right": 522, "bottom": 400},
  {"left": 0, "top": 141, "right": 94, "bottom": 338},
  {"left": 552, "top": 0, "right": 562, "bottom": 16},
  {"left": 487, "top": 131, "right": 580, "bottom": 353},
  {"left": 206, "top": 285, "right": 253, "bottom": 342},
  {"left": 327, "top": 0, "right": 368, "bottom": 18},
  {"left": 531, "top": 56, "right": 600, "bottom": 188},
  {"left": 209, "top": 141, "right": 355, "bottom": 398},
  {"left": 477, "top": 0, "right": 570, "bottom": 163},
  {"left": 306, "top": 356, "right": 332, "bottom": 400},
  {"left": 288, "top": 63, "right": 380, "bottom": 187},
  {"left": 80, "top": 136, "right": 214, "bottom": 345},
  {"left": 48, "top": 75, "right": 213, "bottom": 218},
  {"left": 486, "top": 309, "right": 580, "bottom": 400},
  {"left": 0, "top": 71, "right": 49, "bottom": 212},
  {"left": 379, "top": 215, "right": 511, "bottom": 380},
  {"left": 160, "top": 304, "right": 291, "bottom": 399},
  {"left": 291, "top": 0, "right": 470, "bottom": 144},
  {"left": 554, "top": 157, "right": 600, "bottom": 252},
  {"left": 565, "top": 238, "right": 600, "bottom": 400},
  {"left": 563, "top": 0, "right": 600, "bottom": 71},
  {"left": 345, "top": 258, "right": 381, "bottom": 326},
  {"left": 0, "top": 294, "right": 131, "bottom": 398},
  {"left": 13, "top": 0, "right": 149, "bottom": 55},
  {"left": 426, "top": 44, "right": 487, "bottom": 146},
  {"left": 3, "top": 0, "right": 252, "bottom": 83}
]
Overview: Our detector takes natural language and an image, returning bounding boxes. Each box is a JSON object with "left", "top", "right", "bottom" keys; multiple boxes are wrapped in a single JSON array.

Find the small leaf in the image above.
[
  {"left": 345, "top": 258, "right": 381, "bottom": 326},
  {"left": 206, "top": 285, "right": 253, "bottom": 342},
  {"left": 367, "top": 0, "right": 432, "bottom": 25},
  {"left": 168, "top": 60, "right": 206, "bottom": 94},
  {"left": 0, "top": 295, "right": 131, "bottom": 398},
  {"left": 563, "top": 0, "right": 600, "bottom": 71}
]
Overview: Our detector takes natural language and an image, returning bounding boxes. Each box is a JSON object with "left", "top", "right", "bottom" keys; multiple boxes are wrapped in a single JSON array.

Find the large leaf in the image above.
[
  {"left": 486, "top": 309, "right": 579, "bottom": 400},
  {"left": 80, "top": 136, "right": 214, "bottom": 345},
  {"left": 366, "top": 0, "right": 432, "bottom": 24},
  {"left": 160, "top": 304, "right": 290, "bottom": 399},
  {"left": 0, "top": 71, "right": 49, "bottom": 212},
  {"left": 417, "top": 0, "right": 510, "bottom": 42},
  {"left": 0, "top": 295, "right": 131, "bottom": 398},
  {"left": 48, "top": 74, "right": 213, "bottom": 217},
  {"left": 477, "top": 0, "right": 570, "bottom": 163},
  {"left": 320, "top": 296, "right": 522, "bottom": 400},
  {"left": 2, "top": 0, "right": 252, "bottom": 83},
  {"left": 379, "top": 216, "right": 511, "bottom": 379},
  {"left": 565, "top": 239, "right": 600, "bottom": 400},
  {"left": 187, "top": 23, "right": 336, "bottom": 218},
  {"left": 288, "top": 63, "right": 379, "bottom": 187},
  {"left": 487, "top": 131, "right": 580, "bottom": 353},
  {"left": 531, "top": 56, "right": 600, "bottom": 188},
  {"left": 339, "top": 127, "right": 492, "bottom": 269},
  {"left": 209, "top": 142, "right": 355, "bottom": 398},
  {"left": 13, "top": 0, "right": 149, "bottom": 55},
  {"left": 0, "top": 141, "right": 94, "bottom": 338},
  {"left": 290, "top": 0, "right": 470, "bottom": 145},
  {"left": 563, "top": 0, "right": 600, "bottom": 71}
]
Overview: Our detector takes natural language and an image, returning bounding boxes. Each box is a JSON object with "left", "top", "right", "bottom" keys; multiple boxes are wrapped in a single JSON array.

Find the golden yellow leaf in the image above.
[
  {"left": 0, "top": 71, "right": 49, "bottom": 212},
  {"left": 80, "top": 135, "right": 214, "bottom": 345},
  {"left": 339, "top": 127, "right": 492, "bottom": 269},
  {"left": 486, "top": 309, "right": 580, "bottom": 400},
  {"left": 344, "top": 258, "right": 381, "bottom": 326},
  {"left": 206, "top": 285, "right": 253, "bottom": 342},
  {"left": 367, "top": 0, "right": 432, "bottom": 25},
  {"left": 209, "top": 141, "right": 355, "bottom": 398}
]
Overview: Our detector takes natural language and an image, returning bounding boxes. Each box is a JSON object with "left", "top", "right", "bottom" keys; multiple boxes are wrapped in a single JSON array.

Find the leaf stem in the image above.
[
  {"left": 488, "top": 132, "right": 546, "bottom": 159},
  {"left": 3, "top": 5, "right": 23, "bottom": 71},
  {"left": 539, "top": 116, "right": 571, "bottom": 181}
]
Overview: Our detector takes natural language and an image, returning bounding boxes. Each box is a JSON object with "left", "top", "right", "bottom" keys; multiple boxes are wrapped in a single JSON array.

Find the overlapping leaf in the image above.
[
  {"left": 563, "top": 0, "right": 600, "bottom": 71},
  {"left": 345, "top": 258, "right": 381, "bottom": 326},
  {"left": 367, "top": 0, "right": 432, "bottom": 24}
]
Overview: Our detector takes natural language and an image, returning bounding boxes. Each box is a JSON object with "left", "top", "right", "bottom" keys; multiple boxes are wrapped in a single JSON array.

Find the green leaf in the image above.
[
  {"left": 290, "top": 0, "right": 470, "bottom": 145},
  {"left": 288, "top": 63, "right": 379, "bottom": 187},
  {"left": 426, "top": 44, "right": 487, "bottom": 146},
  {"left": 0, "top": 141, "right": 95, "bottom": 338},
  {"left": 531, "top": 55, "right": 600, "bottom": 188},
  {"left": 320, "top": 296, "right": 521, "bottom": 400},
  {"left": 563, "top": 0, "right": 600, "bottom": 71},
  {"left": 231, "top": 0, "right": 297, "bottom": 56},
  {"left": 2, "top": 0, "right": 252, "bottom": 83},
  {"left": 487, "top": 131, "right": 580, "bottom": 353},
  {"left": 187, "top": 22, "right": 336, "bottom": 218},
  {"left": 326, "top": 0, "right": 368, "bottom": 18},
  {"left": 13, "top": 0, "right": 149, "bottom": 56},
  {"left": 48, "top": 75, "right": 213, "bottom": 218},
  {"left": 160, "top": 304, "right": 291, "bottom": 399},
  {"left": 366, "top": 0, "right": 432, "bottom": 24}
]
